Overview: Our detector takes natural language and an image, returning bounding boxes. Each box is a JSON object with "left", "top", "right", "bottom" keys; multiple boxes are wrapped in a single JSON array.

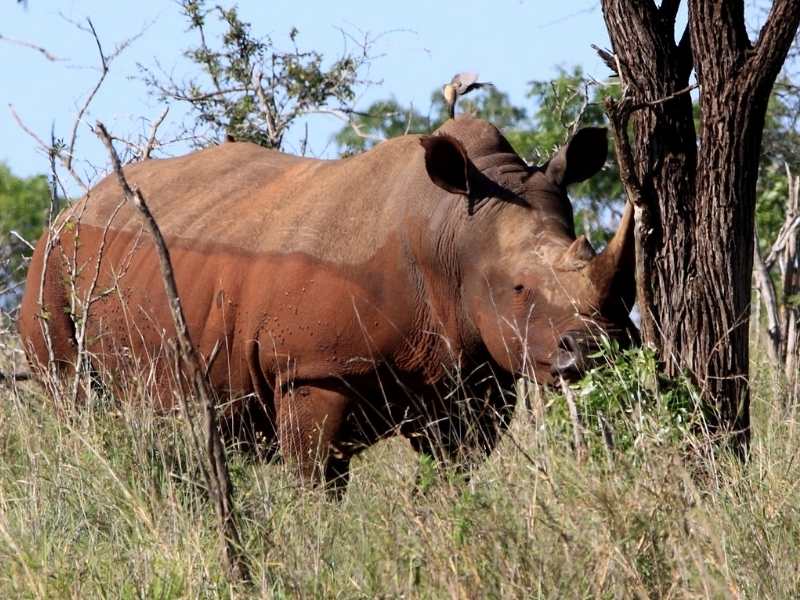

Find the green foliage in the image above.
[
  {"left": 414, "top": 452, "right": 437, "bottom": 494},
  {"left": 0, "top": 163, "right": 50, "bottom": 303},
  {"left": 142, "top": 1, "right": 367, "bottom": 149},
  {"left": 555, "top": 340, "right": 701, "bottom": 460}
]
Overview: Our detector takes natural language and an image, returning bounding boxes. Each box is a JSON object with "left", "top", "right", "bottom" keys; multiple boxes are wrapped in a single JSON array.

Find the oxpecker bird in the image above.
[{"left": 442, "top": 72, "right": 494, "bottom": 119}]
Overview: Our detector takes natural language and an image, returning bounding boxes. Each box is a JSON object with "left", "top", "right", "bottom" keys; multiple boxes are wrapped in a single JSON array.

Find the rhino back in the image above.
[{"left": 77, "top": 137, "right": 427, "bottom": 265}]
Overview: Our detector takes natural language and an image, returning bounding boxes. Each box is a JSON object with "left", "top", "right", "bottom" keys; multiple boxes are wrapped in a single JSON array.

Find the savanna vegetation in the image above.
[
  {"left": 3, "top": 330, "right": 800, "bottom": 597},
  {"left": 2, "top": 0, "right": 800, "bottom": 597}
]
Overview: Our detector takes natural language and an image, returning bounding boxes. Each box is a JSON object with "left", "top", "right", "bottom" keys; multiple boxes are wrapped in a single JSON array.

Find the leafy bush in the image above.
[
  {"left": 546, "top": 340, "right": 702, "bottom": 461},
  {"left": 0, "top": 163, "right": 50, "bottom": 307}
]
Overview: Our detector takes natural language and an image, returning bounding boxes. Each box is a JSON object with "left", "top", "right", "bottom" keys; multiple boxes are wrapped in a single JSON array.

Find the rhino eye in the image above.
[{"left": 513, "top": 284, "right": 525, "bottom": 294}]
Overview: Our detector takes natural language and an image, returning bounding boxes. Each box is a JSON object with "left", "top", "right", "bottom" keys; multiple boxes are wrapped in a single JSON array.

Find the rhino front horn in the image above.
[{"left": 588, "top": 199, "right": 636, "bottom": 313}]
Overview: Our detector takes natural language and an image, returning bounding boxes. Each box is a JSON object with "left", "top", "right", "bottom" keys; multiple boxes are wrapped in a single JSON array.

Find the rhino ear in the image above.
[
  {"left": 556, "top": 235, "right": 597, "bottom": 270},
  {"left": 420, "top": 134, "right": 472, "bottom": 196},
  {"left": 545, "top": 127, "right": 608, "bottom": 188}
]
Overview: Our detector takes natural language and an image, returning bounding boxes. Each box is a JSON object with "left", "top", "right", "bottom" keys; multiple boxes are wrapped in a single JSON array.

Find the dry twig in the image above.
[
  {"left": 559, "top": 377, "right": 586, "bottom": 462},
  {"left": 0, "top": 34, "right": 64, "bottom": 61},
  {"left": 143, "top": 107, "right": 170, "bottom": 160}
]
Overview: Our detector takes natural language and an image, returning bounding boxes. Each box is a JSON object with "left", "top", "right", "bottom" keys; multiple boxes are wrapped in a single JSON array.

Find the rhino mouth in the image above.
[{"left": 545, "top": 326, "right": 634, "bottom": 383}]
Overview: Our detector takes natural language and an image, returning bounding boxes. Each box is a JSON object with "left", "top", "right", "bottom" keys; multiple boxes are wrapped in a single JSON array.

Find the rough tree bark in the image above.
[{"left": 600, "top": 0, "right": 800, "bottom": 452}]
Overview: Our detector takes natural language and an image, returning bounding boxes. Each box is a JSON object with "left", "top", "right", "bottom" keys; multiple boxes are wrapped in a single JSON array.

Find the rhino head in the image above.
[{"left": 420, "top": 118, "right": 637, "bottom": 385}]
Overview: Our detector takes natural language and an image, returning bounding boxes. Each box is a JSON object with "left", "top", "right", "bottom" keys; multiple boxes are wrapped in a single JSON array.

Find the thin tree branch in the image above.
[
  {"left": 309, "top": 108, "right": 385, "bottom": 142},
  {"left": 603, "top": 93, "right": 661, "bottom": 345},
  {"left": 163, "top": 86, "right": 250, "bottom": 103},
  {"left": 0, "top": 34, "right": 64, "bottom": 61},
  {"left": 604, "top": 97, "right": 644, "bottom": 206},
  {"left": 9, "top": 230, "right": 35, "bottom": 251},
  {"left": 628, "top": 82, "right": 698, "bottom": 112},
  {"left": 143, "top": 106, "right": 169, "bottom": 160},
  {"left": 66, "top": 18, "right": 108, "bottom": 173},
  {"left": 9, "top": 104, "right": 89, "bottom": 193},
  {"left": 592, "top": 44, "right": 619, "bottom": 75}
]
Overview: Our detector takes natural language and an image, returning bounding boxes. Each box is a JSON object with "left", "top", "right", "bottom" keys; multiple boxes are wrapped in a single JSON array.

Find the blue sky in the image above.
[{"left": 2, "top": 1, "right": 616, "bottom": 183}]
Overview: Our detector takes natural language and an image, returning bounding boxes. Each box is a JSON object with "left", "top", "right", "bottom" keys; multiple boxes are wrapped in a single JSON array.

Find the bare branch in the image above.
[
  {"left": 251, "top": 67, "right": 279, "bottom": 147},
  {"left": 9, "top": 104, "right": 89, "bottom": 193},
  {"left": 9, "top": 230, "right": 35, "bottom": 251},
  {"left": 143, "top": 107, "right": 170, "bottom": 160},
  {"left": 628, "top": 82, "right": 698, "bottom": 112},
  {"left": 603, "top": 93, "right": 661, "bottom": 344},
  {"left": 592, "top": 44, "right": 619, "bottom": 75},
  {"left": 160, "top": 86, "right": 250, "bottom": 103},
  {"left": 65, "top": 18, "right": 108, "bottom": 173},
  {"left": 8, "top": 104, "right": 51, "bottom": 154},
  {"left": 0, "top": 34, "right": 65, "bottom": 61},
  {"left": 560, "top": 377, "right": 586, "bottom": 463},
  {"left": 567, "top": 81, "right": 591, "bottom": 136},
  {"left": 764, "top": 215, "right": 800, "bottom": 270},
  {"left": 604, "top": 97, "right": 644, "bottom": 206},
  {"left": 310, "top": 108, "right": 385, "bottom": 142}
]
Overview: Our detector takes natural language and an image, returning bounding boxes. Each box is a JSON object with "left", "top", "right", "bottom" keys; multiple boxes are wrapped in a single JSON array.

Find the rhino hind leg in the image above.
[
  {"left": 275, "top": 381, "right": 354, "bottom": 495},
  {"left": 215, "top": 342, "right": 279, "bottom": 460}
]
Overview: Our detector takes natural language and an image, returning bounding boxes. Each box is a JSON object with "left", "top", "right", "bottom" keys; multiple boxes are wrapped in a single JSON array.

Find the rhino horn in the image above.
[{"left": 588, "top": 199, "right": 636, "bottom": 313}]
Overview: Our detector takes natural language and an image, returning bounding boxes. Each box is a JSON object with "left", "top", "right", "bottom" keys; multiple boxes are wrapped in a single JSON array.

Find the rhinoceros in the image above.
[{"left": 18, "top": 116, "right": 636, "bottom": 490}]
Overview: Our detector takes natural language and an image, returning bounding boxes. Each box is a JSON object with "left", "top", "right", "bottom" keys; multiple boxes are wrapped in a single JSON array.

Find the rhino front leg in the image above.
[{"left": 275, "top": 382, "right": 353, "bottom": 495}]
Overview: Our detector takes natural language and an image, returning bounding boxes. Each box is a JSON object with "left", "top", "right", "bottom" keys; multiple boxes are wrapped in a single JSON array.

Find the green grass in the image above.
[{"left": 1, "top": 330, "right": 799, "bottom": 598}]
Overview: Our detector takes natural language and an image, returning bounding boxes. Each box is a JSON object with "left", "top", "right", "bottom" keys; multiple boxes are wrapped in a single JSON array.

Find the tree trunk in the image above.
[{"left": 601, "top": 0, "right": 800, "bottom": 453}]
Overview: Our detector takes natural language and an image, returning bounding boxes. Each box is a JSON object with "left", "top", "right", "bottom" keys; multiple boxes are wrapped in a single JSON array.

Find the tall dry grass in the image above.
[{"left": 1, "top": 321, "right": 799, "bottom": 598}]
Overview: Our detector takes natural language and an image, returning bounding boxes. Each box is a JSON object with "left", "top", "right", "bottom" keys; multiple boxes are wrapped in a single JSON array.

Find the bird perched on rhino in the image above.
[{"left": 442, "top": 72, "right": 494, "bottom": 119}]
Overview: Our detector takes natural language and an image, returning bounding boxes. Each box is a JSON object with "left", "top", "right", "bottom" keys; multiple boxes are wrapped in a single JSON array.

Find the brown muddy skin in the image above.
[{"left": 18, "top": 117, "right": 636, "bottom": 492}]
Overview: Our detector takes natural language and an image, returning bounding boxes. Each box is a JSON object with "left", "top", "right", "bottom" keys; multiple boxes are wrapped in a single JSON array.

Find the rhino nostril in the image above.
[
  {"left": 553, "top": 349, "right": 578, "bottom": 371},
  {"left": 550, "top": 350, "right": 583, "bottom": 381},
  {"left": 551, "top": 333, "right": 586, "bottom": 381}
]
